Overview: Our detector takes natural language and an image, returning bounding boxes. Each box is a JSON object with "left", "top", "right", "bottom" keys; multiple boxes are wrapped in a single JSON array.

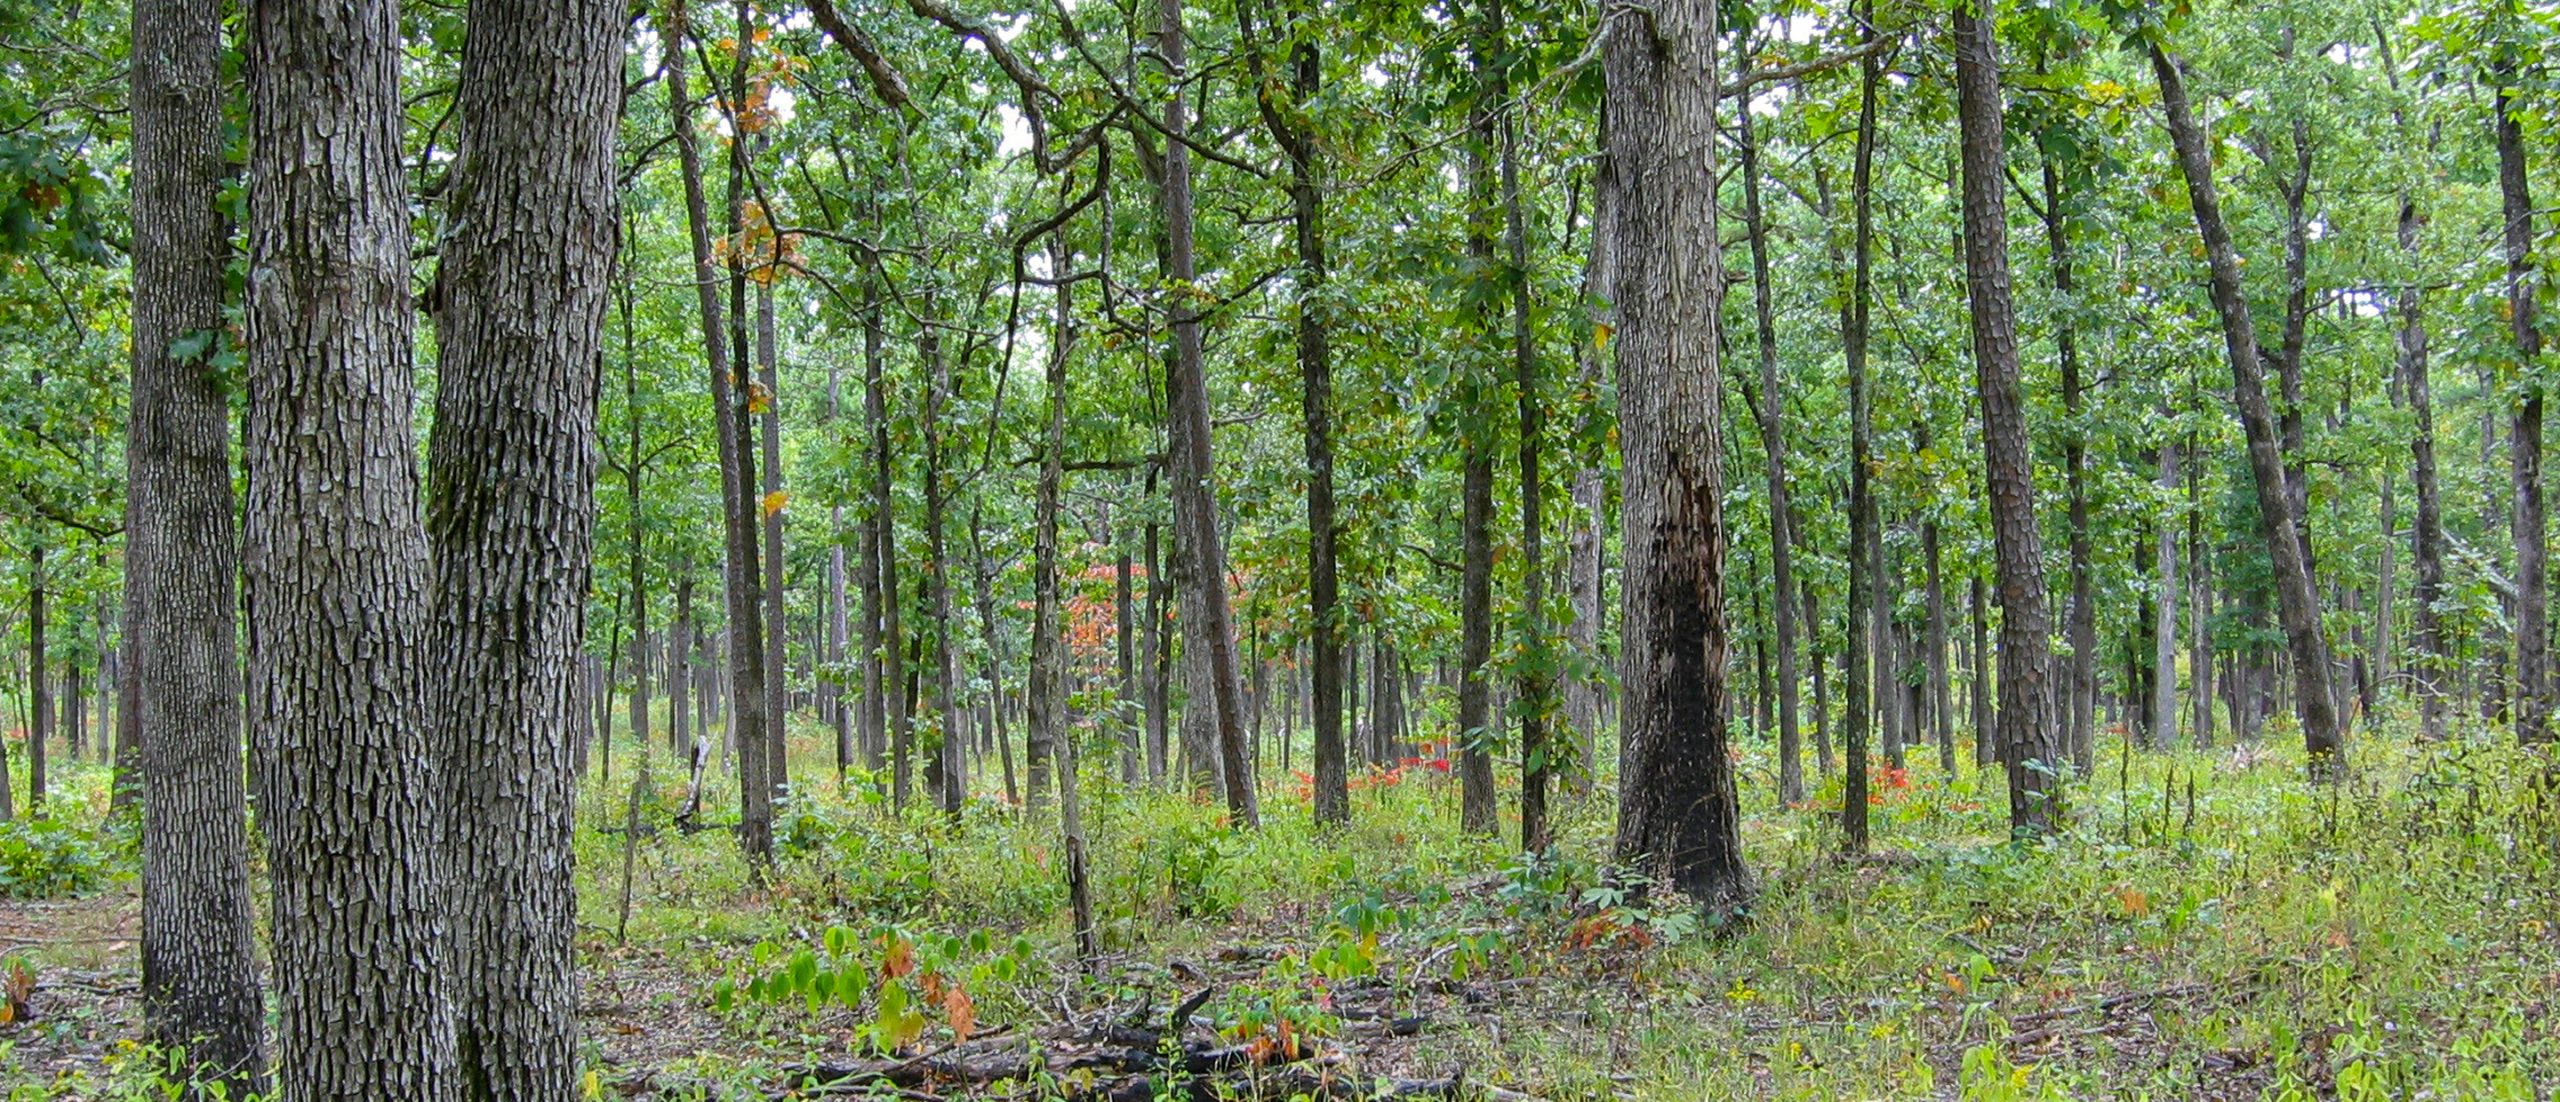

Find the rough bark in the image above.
[
  {"left": 1028, "top": 235, "right": 1071, "bottom": 814},
  {"left": 1602, "top": 0, "right": 1748, "bottom": 907},
  {"left": 423, "top": 0, "right": 622, "bottom": 1091},
  {"left": 242, "top": 0, "right": 454, "bottom": 1089},
  {"left": 1834, "top": 34, "right": 1882, "bottom": 852},
  {"left": 129, "top": 0, "right": 265, "bottom": 1081},
  {"left": 1959, "top": 1, "right": 2060, "bottom": 831},
  {"left": 2151, "top": 42, "right": 2344, "bottom": 768}
]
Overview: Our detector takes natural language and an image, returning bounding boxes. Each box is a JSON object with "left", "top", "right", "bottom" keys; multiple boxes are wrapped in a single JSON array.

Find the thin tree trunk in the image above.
[
  {"left": 1499, "top": 1, "right": 1550, "bottom": 851},
  {"left": 1240, "top": 0, "right": 1344, "bottom": 827},
  {"left": 1737, "top": 84, "right": 1803, "bottom": 806},
  {"left": 2495, "top": 56, "right": 2548, "bottom": 743},
  {"left": 2154, "top": 441, "right": 2181, "bottom": 748},
  {"left": 662, "top": 4, "right": 774, "bottom": 857},
  {"left": 130, "top": 0, "right": 265, "bottom": 1076},
  {"left": 1028, "top": 236, "right": 1072, "bottom": 813},
  {"left": 865, "top": 266, "right": 906, "bottom": 790},
  {"left": 1155, "top": 0, "right": 1256, "bottom": 825},
  {"left": 1602, "top": 0, "right": 1748, "bottom": 906},
  {"left": 2040, "top": 157, "right": 2097, "bottom": 776},
  {"left": 26, "top": 551, "right": 45, "bottom": 812},
  {"left": 1960, "top": 0, "right": 2060, "bottom": 831},
  {"left": 243, "top": 0, "right": 455, "bottom": 1087},
  {"left": 2151, "top": 42, "right": 2344, "bottom": 769}
]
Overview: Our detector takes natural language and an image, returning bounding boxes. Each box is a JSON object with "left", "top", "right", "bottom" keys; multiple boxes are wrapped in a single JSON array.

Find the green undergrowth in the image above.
[
  {"left": 6, "top": 719, "right": 2556, "bottom": 1099},
  {"left": 572, "top": 714, "right": 2560, "bottom": 1100}
]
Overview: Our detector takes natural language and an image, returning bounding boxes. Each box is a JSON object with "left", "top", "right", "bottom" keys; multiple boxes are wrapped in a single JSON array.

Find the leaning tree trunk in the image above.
[
  {"left": 2495, "top": 58, "right": 2548, "bottom": 744},
  {"left": 421, "top": 0, "right": 622, "bottom": 1092},
  {"left": 661, "top": 4, "right": 774, "bottom": 859},
  {"left": 243, "top": 0, "right": 455, "bottom": 1091},
  {"left": 1156, "top": 0, "right": 1257, "bottom": 826},
  {"left": 1602, "top": 0, "right": 1748, "bottom": 909},
  {"left": 130, "top": 0, "right": 265, "bottom": 1083},
  {"left": 2151, "top": 43, "right": 2344, "bottom": 769},
  {"left": 1958, "top": 1, "right": 2061, "bottom": 832}
]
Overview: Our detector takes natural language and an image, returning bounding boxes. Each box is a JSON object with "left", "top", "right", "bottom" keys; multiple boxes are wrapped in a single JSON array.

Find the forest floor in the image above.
[{"left": 4, "top": 712, "right": 2559, "bottom": 1100}]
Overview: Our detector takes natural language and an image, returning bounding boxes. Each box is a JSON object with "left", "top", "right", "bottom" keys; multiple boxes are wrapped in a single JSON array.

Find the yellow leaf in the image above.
[
  {"left": 1593, "top": 322, "right": 1614, "bottom": 350},
  {"left": 762, "top": 491, "right": 789, "bottom": 518}
]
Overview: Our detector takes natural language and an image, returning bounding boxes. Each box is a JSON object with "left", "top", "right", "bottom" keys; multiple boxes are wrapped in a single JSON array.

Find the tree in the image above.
[
  {"left": 421, "top": 0, "right": 624, "bottom": 1092},
  {"left": 243, "top": 0, "right": 455, "bottom": 1090},
  {"left": 1603, "top": 0, "right": 1747, "bottom": 909},
  {"left": 2150, "top": 39, "right": 2345, "bottom": 770},
  {"left": 2492, "top": 49, "right": 2547, "bottom": 744},
  {"left": 1154, "top": 0, "right": 1256, "bottom": 827},
  {"left": 1956, "top": 0, "right": 2060, "bottom": 832},
  {"left": 128, "top": 0, "right": 264, "bottom": 1085},
  {"left": 660, "top": 1, "right": 776, "bottom": 858}
]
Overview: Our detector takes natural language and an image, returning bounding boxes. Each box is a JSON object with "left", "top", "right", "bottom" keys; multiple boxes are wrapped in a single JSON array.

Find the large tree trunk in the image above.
[
  {"left": 1602, "top": 0, "right": 1747, "bottom": 908},
  {"left": 422, "top": 0, "right": 621, "bottom": 1094},
  {"left": 1156, "top": 0, "right": 1256, "bottom": 825},
  {"left": 1958, "top": 1, "right": 2060, "bottom": 831},
  {"left": 129, "top": 0, "right": 265, "bottom": 1081},
  {"left": 2495, "top": 58, "right": 2548, "bottom": 743},
  {"left": 661, "top": 5, "right": 774, "bottom": 858},
  {"left": 1737, "top": 83, "right": 1803, "bottom": 806},
  {"left": 2151, "top": 43, "right": 2344, "bottom": 768},
  {"left": 243, "top": 0, "right": 454, "bottom": 1089}
]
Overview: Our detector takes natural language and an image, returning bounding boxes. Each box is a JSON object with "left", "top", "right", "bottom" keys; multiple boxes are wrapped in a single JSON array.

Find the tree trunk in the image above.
[
  {"left": 1240, "top": 0, "right": 1344, "bottom": 827},
  {"left": 1737, "top": 85, "right": 1803, "bottom": 806},
  {"left": 1144, "top": 491, "right": 1167, "bottom": 782},
  {"left": 864, "top": 267, "right": 906, "bottom": 788},
  {"left": 2495, "top": 57, "right": 2548, "bottom": 743},
  {"left": 1115, "top": 510, "right": 1138, "bottom": 783},
  {"left": 1499, "top": 0, "right": 1550, "bottom": 851},
  {"left": 2154, "top": 441, "right": 2181, "bottom": 748},
  {"left": 2151, "top": 43, "right": 2344, "bottom": 768},
  {"left": 2039, "top": 158, "right": 2097, "bottom": 777},
  {"left": 1959, "top": 1, "right": 2060, "bottom": 831},
  {"left": 1028, "top": 237, "right": 1071, "bottom": 814},
  {"left": 243, "top": 0, "right": 455, "bottom": 1088},
  {"left": 424, "top": 0, "right": 620, "bottom": 1089},
  {"left": 1155, "top": 0, "right": 1256, "bottom": 825},
  {"left": 27, "top": 550, "right": 45, "bottom": 812},
  {"left": 922, "top": 322, "right": 965, "bottom": 814},
  {"left": 661, "top": 4, "right": 774, "bottom": 857},
  {"left": 1602, "top": 0, "right": 1748, "bottom": 908},
  {"left": 756, "top": 275, "right": 789, "bottom": 792},
  {"left": 1924, "top": 505, "right": 1952, "bottom": 774},
  {"left": 129, "top": 0, "right": 265, "bottom": 1078},
  {"left": 1828, "top": 28, "right": 1883, "bottom": 852}
]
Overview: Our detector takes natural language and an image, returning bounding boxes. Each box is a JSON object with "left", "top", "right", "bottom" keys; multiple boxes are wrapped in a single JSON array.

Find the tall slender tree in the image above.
[{"left": 1956, "top": 0, "right": 2061, "bottom": 832}]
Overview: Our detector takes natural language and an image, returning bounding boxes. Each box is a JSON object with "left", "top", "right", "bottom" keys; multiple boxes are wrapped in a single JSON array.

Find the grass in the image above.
[{"left": 4, "top": 707, "right": 2558, "bottom": 1099}]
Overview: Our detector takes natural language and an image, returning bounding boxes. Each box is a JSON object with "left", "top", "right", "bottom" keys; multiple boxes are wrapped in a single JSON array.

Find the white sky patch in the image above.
[
  {"left": 1362, "top": 62, "right": 1390, "bottom": 88},
  {"left": 998, "top": 102, "right": 1034, "bottom": 156}
]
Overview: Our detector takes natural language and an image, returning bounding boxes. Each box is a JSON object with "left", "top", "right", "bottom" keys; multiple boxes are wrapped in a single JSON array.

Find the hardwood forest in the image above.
[{"left": 3, "top": 0, "right": 2560, "bottom": 1097}]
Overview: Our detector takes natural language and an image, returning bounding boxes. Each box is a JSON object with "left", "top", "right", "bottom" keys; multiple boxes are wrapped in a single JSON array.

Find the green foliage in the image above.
[{"left": 0, "top": 817, "right": 122, "bottom": 900}]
